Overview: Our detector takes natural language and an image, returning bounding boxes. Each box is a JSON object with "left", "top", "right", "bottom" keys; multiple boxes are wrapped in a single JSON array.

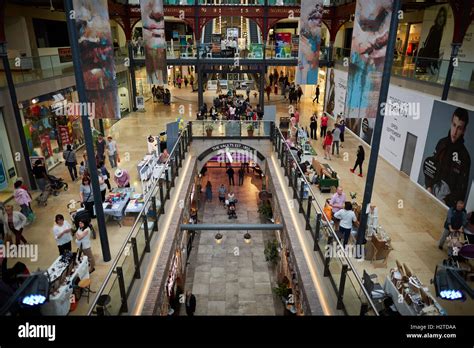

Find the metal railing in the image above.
[
  {"left": 190, "top": 119, "right": 272, "bottom": 138},
  {"left": 0, "top": 51, "right": 129, "bottom": 87},
  {"left": 272, "top": 124, "right": 379, "bottom": 315},
  {"left": 163, "top": 0, "right": 301, "bottom": 5},
  {"left": 333, "top": 46, "right": 474, "bottom": 92},
  {"left": 87, "top": 125, "right": 191, "bottom": 316}
]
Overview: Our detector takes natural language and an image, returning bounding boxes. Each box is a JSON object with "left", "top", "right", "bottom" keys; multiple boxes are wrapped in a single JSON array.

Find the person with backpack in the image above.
[{"left": 63, "top": 144, "right": 78, "bottom": 181}]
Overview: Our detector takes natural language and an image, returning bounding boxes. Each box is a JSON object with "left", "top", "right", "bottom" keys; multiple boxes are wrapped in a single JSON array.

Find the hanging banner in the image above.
[
  {"left": 275, "top": 33, "right": 292, "bottom": 59},
  {"left": 345, "top": 0, "right": 395, "bottom": 119},
  {"left": 140, "top": 0, "right": 168, "bottom": 86},
  {"left": 73, "top": 0, "right": 120, "bottom": 119},
  {"left": 296, "top": 0, "right": 323, "bottom": 85}
]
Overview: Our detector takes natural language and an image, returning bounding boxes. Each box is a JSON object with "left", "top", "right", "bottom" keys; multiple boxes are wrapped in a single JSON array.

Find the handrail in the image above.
[
  {"left": 274, "top": 126, "right": 379, "bottom": 315},
  {"left": 86, "top": 128, "right": 187, "bottom": 315}
]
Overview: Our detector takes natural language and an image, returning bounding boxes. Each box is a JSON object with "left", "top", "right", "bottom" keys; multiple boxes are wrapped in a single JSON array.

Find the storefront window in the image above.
[
  {"left": 19, "top": 87, "right": 85, "bottom": 170},
  {"left": 0, "top": 110, "right": 19, "bottom": 202}
]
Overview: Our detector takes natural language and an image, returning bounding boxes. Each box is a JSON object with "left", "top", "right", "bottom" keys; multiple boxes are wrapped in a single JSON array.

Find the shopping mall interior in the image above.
[{"left": 0, "top": 0, "right": 473, "bottom": 327}]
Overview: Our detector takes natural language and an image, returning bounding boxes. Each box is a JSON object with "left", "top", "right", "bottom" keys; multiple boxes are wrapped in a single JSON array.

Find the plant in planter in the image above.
[
  {"left": 272, "top": 281, "right": 291, "bottom": 300},
  {"left": 264, "top": 240, "right": 280, "bottom": 265},
  {"left": 258, "top": 201, "right": 273, "bottom": 221},
  {"left": 247, "top": 123, "right": 255, "bottom": 137},
  {"left": 205, "top": 124, "right": 214, "bottom": 136}
]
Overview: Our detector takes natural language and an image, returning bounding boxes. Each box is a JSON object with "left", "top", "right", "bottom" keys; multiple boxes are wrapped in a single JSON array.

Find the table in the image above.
[
  {"left": 103, "top": 189, "right": 132, "bottom": 225},
  {"left": 383, "top": 276, "right": 444, "bottom": 316},
  {"left": 41, "top": 256, "right": 89, "bottom": 316}
]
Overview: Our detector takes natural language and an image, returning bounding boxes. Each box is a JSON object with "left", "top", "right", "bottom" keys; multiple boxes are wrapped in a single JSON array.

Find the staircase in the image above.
[
  {"left": 249, "top": 20, "right": 260, "bottom": 44},
  {"left": 203, "top": 20, "right": 213, "bottom": 44}
]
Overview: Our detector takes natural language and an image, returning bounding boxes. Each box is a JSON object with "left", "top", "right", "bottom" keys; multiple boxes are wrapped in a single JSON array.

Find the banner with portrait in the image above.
[
  {"left": 417, "top": 101, "right": 474, "bottom": 210},
  {"left": 73, "top": 0, "right": 119, "bottom": 119},
  {"left": 140, "top": 0, "right": 168, "bottom": 86},
  {"left": 345, "top": 0, "right": 395, "bottom": 119},
  {"left": 296, "top": 0, "right": 323, "bottom": 85}
]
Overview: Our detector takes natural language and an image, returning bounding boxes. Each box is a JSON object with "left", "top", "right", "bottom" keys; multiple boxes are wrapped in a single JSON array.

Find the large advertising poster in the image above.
[
  {"left": 417, "top": 101, "right": 473, "bottom": 209},
  {"left": 140, "top": 0, "right": 167, "bottom": 86},
  {"left": 324, "top": 68, "right": 347, "bottom": 117},
  {"left": 275, "top": 33, "right": 292, "bottom": 58},
  {"left": 345, "top": 0, "right": 395, "bottom": 119},
  {"left": 73, "top": 0, "right": 119, "bottom": 119},
  {"left": 296, "top": 0, "right": 323, "bottom": 85}
]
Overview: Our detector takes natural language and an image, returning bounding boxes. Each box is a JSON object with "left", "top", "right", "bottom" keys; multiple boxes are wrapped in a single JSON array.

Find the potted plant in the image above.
[
  {"left": 258, "top": 201, "right": 273, "bottom": 221},
  {"left": 264, "top": 240, "right": 280, "bottom": 265},
  {"left": 247, "top": 123, "right": 255, "bottom": 137},
  {"left": 272, "top": 281, "right": 291, "bottom": 301},
  {"left": 349, "top": 192, "right": 357, "bottom": 204},
  {"left": 205, "top": 124, "right": 214, "bottom": 137}
]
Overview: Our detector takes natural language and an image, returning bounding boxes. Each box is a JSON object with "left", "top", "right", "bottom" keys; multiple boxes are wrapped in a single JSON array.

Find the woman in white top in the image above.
[
  {"left": 334, "top": 202, "right": 358, "bottom": 247},
  {"left": 98, "top": 174, "right": 107, "bottom": 202},
  {"left": 227, "top": 192, "right": 236, "bottom": 205},
  {"left": 366, "top": 204, "right": 379, "bottom": 237},
  {"left": 0, "top": 205, "right": 27, "bottom": 245},
  {"left": 76, "top": 220, "right": 95, "bottom": 273},
  {"left": 53, "top": 214, "right": 73, "bottom": 255}
]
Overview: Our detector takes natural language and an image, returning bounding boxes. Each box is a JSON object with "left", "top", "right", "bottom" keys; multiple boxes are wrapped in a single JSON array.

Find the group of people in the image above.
[
  {"left": 173, "top": 75, "right": 194, "bottom": 89},
  {"left": 151, "top": 85, "right": 171, "bottom": 105},
  {"left": 265, "top": 70, "right": 303, "bottom": 103}
]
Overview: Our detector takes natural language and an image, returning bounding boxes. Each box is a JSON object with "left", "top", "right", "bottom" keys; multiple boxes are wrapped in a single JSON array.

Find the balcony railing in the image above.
[
  {"left": 164, "top": 0, "right": 301, "bottom": 5},
  {"left": 0, "top": 50, "right": 129, "bottom": 88}
]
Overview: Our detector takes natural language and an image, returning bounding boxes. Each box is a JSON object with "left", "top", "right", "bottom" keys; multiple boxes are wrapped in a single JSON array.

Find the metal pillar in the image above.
[
  {"left": 128, "top": 41, "right": 138, "bottom": 111},
  {"left": 259, "top": 66, "right": 265, "bottom": 109},
  {"left": 356, "top": 0, "right": 401, "bottom": 245},
  {"left": 0, "top": 43, "right": 37, "bottom": 190},
  {"left": 64, "top": 0, "right": 111, "bottom": 261},
  {"left": 197, "top": 66, "right": 204, "bottom": 108},
  {"left": 441, "top": 44, "right": 461, "bottom": 101}
]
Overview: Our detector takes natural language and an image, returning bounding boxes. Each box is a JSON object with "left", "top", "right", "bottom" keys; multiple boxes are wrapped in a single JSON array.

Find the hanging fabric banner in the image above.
[
  {"left": 296, "top": 0, "right": 323, "bottom": 85},
  {"left": 73, "top": 0, "right": 120, "bottom": 119},
  {"left": 345, "top": 0, "right": 395, "bottom": 119},
  {"left": 140, "top": 0, "right": 168, "bottom": 86}
]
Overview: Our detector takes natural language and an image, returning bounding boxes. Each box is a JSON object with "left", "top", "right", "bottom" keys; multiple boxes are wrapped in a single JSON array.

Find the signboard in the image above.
[
  {"left": 136, "top": 96, "right": 145, "bottom": 110},
  {"left": 58, "top": 47, "right": 72, "bottom": 63},
  {"left": 197, "top": 143, "right": 265, "bottom": 161},
  {"left": 58, "top": 125, "right": 72, "bottom": 146},
  {"left": 0, "top": 157, "right": 7, "bottom": 191}
]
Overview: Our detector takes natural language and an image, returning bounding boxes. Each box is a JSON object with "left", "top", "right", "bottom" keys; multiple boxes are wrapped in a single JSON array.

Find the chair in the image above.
[
  {"left": 95, "top": 295, "right": 112, "bottom": 316},
  {"left": 77, "top": 278, "right": 95, "bottom": 304},
  {"left": 361, "top": 270, "right": 386, "bottom": 313}
]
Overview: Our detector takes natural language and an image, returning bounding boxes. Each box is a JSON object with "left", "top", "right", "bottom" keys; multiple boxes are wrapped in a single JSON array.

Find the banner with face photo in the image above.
[
  {"left": 418, "top": 101, "right": 473, "bottom": 209},
  {"left": 296, "top": 0, "right": 323, "bottom": 85},
  {"left": 140, "top": 0, "right": 167, "bottom": 86},
  {"left": 345, "top": 0, "right": 394, "bottom": 119},
  {"left": 73, "top": 0, "right": 119, "bottom": 119}
]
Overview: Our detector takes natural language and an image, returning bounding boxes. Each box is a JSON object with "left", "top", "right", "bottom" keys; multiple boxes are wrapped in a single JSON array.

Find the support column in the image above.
[
  {"left": 0, "top": 44, "right": 37, "bottom": 190},
  {"left": 441, "top": 43, "right": 461, "bottom": 101},
  {"left": 64, "top": 0, "right": 111, "bottom": 262},
  {"left": 356, "top": 0, "right": 401, "bottom": 246},
  {"left": 128, "top": 42, "right": 138, "bottom": 111}
]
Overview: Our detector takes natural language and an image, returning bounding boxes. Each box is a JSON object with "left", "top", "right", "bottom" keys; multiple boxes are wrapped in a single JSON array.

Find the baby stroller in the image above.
[
  {"left": 48, "top": 174, "right": 68, "bottom": 196},
  {"left": 67, "top": 201, "right": 96, "bottom": 239},
  {"left": 36, "top": 188, "right": 50, "bottom": 206},
  {"left": 227, "top": 202, "right": 237, "bottom": 219}
]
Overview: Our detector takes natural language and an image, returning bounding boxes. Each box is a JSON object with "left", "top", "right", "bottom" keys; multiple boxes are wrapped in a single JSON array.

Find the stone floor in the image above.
[{"left": 181, "top": 168, "right": 279, "bottom": 315}]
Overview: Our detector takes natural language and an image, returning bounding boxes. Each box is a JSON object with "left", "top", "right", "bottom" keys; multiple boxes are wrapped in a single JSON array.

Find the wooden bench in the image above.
[{"left": 312, "top": 158, "right": 339, "bottom": 192}]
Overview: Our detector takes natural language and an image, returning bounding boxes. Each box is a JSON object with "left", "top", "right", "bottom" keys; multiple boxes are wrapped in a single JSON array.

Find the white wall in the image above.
[{"left": 5, "top": 16, "right": 32, "bottom": 57}]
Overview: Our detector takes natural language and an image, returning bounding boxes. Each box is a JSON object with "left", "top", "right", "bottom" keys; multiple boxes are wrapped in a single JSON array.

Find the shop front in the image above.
[
  {"left": 0, "top": 109, "right": 20, "bottom": 202},
  {"left": 19, "top": 87, "right": 85, "bottom": 170}
]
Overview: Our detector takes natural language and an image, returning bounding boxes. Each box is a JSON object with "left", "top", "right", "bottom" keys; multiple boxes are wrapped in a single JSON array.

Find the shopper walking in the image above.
[
  {"left": 205, "top": 181, "right": 213, "bottom": 202},
  {"left": 438, "top": 200, "right": 467, "bottom": 250},
  {"left": 13, "top": 181, "right": 33, "bottom": 223},
  {"left": 98, "top": 161, "right": 111, "bottom": 191},
  {"left": 3, "top": 205, "right": 27, "bottom": 245},
  {"left": 80, "top": 176, "right": 95, "bottom": 219},
  {"left": 265, "top": 85, "right": 271, "bottom": 101},
  {"left": 107, "top": 136, "right": 119, "bottom": 169},
  {"left": 53, "top": 214, "right": 72, "bottom": 256},
  {"left": 218, "top": 184, "right": 227, "bottom": 206},
  {"left": 185, "top": 290, "right": 196, "bottom": 316},
  {"left": 310, "top": 113, "right": 318, "bottom": 140},
  {"left": 313, "top": 85, "right": 320, "bottom": 103},
  {"left": 350, "top": 145, "right": 365, "bottom": 177},
  {"left": 297, "top": 85, "right": 303, "bottom": 103},
  {"left": 323, "top": 132, "right": 333, "bottom": 160},
  {"left": 62, "top": 145, "right": 78, "bottom": 181},
  {"left": 226, "top": 166, "right": 235, "bottom": 186},
  {"left": 320, "top": 113, "right": 328, "bottom": 138},
  {"left": 332, "top": 126, "right": 341, "bottom": 156},
  {"left": 32, "top": 160, "right": 48, "bottom": 193},
  {"left": 338, "top": 118, "right": 346, "bottom": 148},
  {"left": 96, "top": 134, "right": 107, "bottom": 164},
  {"left": 334, "top": 202, "right": 358, "bottom": 247},
  {"left": 98, "top": 172, "right": 107, "bottom": 202},
  {"left": 238, "top": 166, "right": 245, "bottom": 186},
  {"left": 75, "top": 220, "right": 95, "bottom": 273}
]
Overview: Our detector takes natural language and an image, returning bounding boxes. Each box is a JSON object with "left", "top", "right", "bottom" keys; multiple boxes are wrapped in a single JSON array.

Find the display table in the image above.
[
  {"left": 41, "top": 256, "right": 89, "bottom": 316},
  {"left": 383, "top": 275, "right": 445, "bottom": 316},
  {"left": 103, "top": 188, "right": 133, "bottom": 225},
  {"left": 312, "top": 158, "right": 339, "bottom": 192}
]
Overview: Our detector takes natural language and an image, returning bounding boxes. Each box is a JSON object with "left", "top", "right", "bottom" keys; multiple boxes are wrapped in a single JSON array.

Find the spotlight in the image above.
[
  {"left": 215, "top": 233, "right": 223, "bottom": 244},
  {"left": 244, "top": 232, "right": 251, "bottom": 244}
]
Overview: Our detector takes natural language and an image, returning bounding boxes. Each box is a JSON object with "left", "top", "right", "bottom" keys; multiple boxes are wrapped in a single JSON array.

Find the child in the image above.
[{"left": 79, "top": 161, "right": 86, "bottom": 178}]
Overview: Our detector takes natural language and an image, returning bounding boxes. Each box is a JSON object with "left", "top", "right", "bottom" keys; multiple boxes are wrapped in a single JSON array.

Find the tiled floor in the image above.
[{"left": 181, "top": 168, "right": 280, "bottom": 315}]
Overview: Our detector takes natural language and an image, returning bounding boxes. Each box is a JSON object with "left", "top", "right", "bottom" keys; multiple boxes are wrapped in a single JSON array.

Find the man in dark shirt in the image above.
[
  {"left": 96, "top": 134, "right": 106, "bottom": 163},
  {"left": 185, "top": 290, "right": 196, "bottom": 316},
  {"left": 226, "top": 166, "right": 235, "bottom": 186},
  {"left": 32, "top": 160, "right": 48, "bottom": 192},
  {"left": 424, "top": 107, "right": 471, "bottom": 207}
]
